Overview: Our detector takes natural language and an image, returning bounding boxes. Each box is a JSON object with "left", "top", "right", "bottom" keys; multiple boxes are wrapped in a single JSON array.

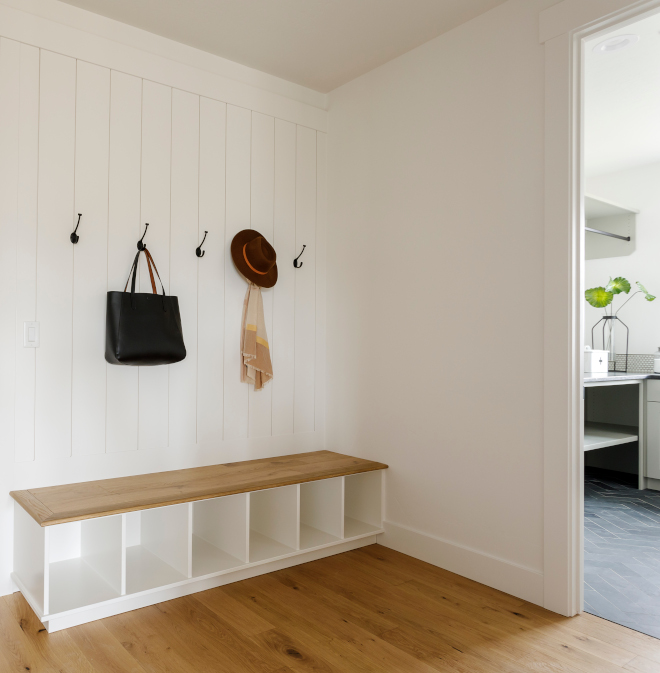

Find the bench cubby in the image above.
[
  {"left": 300, "top": 476, "right": 343, "bottom": 549},
  {"left": 249, "top": 485, "right": 299, "bottom": 562},
  {"left": 192, "top": 494, "right": 248, "bottom": 577},
  {"left": 126, "top": 504, "right": 191, "bottom": 594},
  {"left": 344, "top": 470, "right": 383, "bottom": 538},
  {"left": 49, "top": 513, "right": 123, "bottom": 614},
  {"left": 11, "top": 451, "right": 387, "bottom": 632}
]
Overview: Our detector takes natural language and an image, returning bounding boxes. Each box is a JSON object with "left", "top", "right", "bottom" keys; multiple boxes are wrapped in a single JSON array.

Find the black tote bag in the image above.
[{"left": 105, "top": 248, "right": 186, "bottom": 366}]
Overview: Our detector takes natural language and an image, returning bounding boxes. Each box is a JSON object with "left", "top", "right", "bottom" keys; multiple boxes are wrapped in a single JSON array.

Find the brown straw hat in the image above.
[{"left": 230, "top": 229, "right": 278, "bottom": 288}]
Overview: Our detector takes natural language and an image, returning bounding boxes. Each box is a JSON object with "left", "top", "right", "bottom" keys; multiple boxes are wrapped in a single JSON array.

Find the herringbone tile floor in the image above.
[{"left": 585, "top": 467, "right": 660, "bottom": 638}]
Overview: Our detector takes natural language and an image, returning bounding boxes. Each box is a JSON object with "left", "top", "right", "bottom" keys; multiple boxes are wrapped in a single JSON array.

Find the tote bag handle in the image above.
[{"left": 123, "top": 248, "right": 167, "bottom": 310}]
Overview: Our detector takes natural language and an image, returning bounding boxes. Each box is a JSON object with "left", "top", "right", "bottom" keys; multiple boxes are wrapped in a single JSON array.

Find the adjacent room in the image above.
[
  {"left": 582, "top": 11, "right": 660, "bottom": 637},
  {"left": 3, "top": 0, "right": 660, "bottom": 671}
]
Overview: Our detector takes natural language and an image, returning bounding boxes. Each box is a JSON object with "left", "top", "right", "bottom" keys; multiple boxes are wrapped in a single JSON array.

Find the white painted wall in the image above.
[
  {"left": 325, "top": 0, "right": 559, "bottom": 604},
  {"left": 0, "top": 0, "right": 326, "bottom": 598},
  {"left": 585, "top": 163, "right": 660, "bottom": 355}
]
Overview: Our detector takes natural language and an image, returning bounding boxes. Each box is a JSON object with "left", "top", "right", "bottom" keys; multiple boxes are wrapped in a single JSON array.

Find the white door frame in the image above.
[{"left": 542, "top": 0, "right": 660, "bottom": 616}]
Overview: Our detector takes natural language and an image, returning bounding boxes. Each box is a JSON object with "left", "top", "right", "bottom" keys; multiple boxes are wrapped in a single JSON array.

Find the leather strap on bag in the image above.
[
  {"left": 123, "top": 247, "right": 167, "bottom": 311},
  {"left": 145, "top": 253, "right": 157, "bottom": 294},
  {"left": 144, "top": 249, "right": 165, "bottom": 296}
]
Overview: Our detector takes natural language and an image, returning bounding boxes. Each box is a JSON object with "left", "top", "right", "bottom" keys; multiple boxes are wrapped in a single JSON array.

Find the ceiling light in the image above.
[{"left": 593, "top": 34, "right": 640, "bottom": 53}]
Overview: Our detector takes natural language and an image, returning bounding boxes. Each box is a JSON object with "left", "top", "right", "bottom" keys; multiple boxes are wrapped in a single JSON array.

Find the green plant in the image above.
[{"left": 585, "top": 277, "right": 655, "bottom": 314}]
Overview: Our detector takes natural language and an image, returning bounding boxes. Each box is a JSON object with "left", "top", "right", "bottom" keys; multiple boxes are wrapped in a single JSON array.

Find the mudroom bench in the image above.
[{"left": 11, "top": 451, "right": 387, "bottom": 632}]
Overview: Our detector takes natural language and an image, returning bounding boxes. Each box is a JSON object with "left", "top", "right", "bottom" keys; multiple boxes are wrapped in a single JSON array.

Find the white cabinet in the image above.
[
  {"left": 583, "top": 379, "right": 644, "bottom": 490},
  {"left": 647, "top": 402, "right": 660, "bottom": 479},
  {"left": 648, "top": 380, "right": 660, "bottom": 402}
]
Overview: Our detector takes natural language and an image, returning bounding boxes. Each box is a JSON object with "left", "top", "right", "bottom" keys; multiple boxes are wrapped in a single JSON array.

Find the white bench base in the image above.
[
  {"left": 13, "top": 470, "right": 384, "bottom": 632},
  {"left": 14, "top": 533, "right": 379, "bottom": 633}
]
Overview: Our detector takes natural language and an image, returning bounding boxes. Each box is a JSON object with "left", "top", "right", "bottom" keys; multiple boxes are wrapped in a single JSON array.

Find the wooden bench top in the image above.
[{"left": 10, "top": 451, "right": 388, "bottom": 527}]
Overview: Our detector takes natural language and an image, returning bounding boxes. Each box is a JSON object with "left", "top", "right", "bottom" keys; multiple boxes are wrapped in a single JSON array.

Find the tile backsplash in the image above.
[{"left": 610, "top": 354, "right": 656, "bottom": 372}]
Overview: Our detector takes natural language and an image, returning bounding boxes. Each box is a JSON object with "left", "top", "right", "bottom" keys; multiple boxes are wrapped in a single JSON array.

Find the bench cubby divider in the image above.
[
  {"left": 192, "top": 494, "right": 249, "bottom": 577},
  {"left": 300, "top": 476, "right": 344, "bottom": 549},
  {"left": 344, "top": 471, "right": 383, "bottom": 538},
  {"left": 249, "top": 485, "right": 300, "bottom": 562},
  {"left": 11, "top": 451, "right": 387, "bottom": 632},
  {"left": 47, "top": 514, "right": 124, "bottom": 615},
  {"left": 126, "top": 504, "right": 191, "bottom": 595}
]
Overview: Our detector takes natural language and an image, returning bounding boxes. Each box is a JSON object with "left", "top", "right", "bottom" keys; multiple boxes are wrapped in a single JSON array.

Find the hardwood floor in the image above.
[{"left": 3, "top": 544, "right": 660, "bottom": 673}]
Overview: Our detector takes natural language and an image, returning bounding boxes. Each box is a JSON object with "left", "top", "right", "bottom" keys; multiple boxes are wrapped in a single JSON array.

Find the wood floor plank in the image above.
[
  {"left": 7, "top": 545, "right": 660, "bottom": 672},
  {"left": 555, "top": 612, "right": 660, "bottom": 665},
  {"left": 149, "top": 598, "right": 278, "bottom": 673},
  {"left": 101, "top": 608, "right": 200, "bottom": 673},
  {"left": 125, "top": 604, "right": 239, "bottom": 673},
  {"left": 67, "top": 620, "right": 148, "bottom": 673},
  {"left": 625, "top": 655, "right": 660, "bottom": 673},
  {"left": 251, "top": 629, "right": 339, "bottom": 673},
  {"left": 274, "top": 568, "right": 515, "bottom": 673},
  {"left": 405, "top": 577, "right": 636, "bottom": 667},
  {"left": 227, "top": 571, "right": 442, "bottom": 673},
  {"left": 247, "top": 569, "right": 479, "bottom": 673},
  {"left": 355, "top": 545, "right": 527, "bottom": 608},
  {"left": 193, "top": 586, "right": 275, "bottom": 636},
  {"left": 0, "top": 595, "right": 59, "bottom": 673},
  {"left": 356, "top": 554, "right": 633, "bottom": 673},
  {"left": 379, "top": 624, "right": 529, "bottom": 673},
  {"left": 3, "top": 593, "right": 97, "bottom": 673},
  {"left": 294, "top": 561, "right": 549, "bottom": 673},
  {"left": 273, "top": 568, "right": 399, "bottom": 637},
  {"left": 223, "top": 578, "right": 387, "bottom": 672},
  {"left": 297, "top": 552, "right": 626, "bottom": 673},
  {"left": 164, "top": 595, "right": 282, "bottom": 673}
]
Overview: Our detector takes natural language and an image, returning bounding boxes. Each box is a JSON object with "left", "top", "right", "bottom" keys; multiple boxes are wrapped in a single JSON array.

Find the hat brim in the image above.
[{"left": 230, "top": 229, "right": 278, "bottom": 288}]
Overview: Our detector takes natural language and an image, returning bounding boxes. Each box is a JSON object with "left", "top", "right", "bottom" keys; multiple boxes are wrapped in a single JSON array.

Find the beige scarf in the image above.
[{"left": 240, "top": 283, "right": 273, "bottom": 390}]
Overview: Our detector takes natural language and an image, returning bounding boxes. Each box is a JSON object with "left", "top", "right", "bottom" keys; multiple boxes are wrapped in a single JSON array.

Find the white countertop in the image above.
[{"left": 584, "top": 371, "right": 659, "bottom": 383}]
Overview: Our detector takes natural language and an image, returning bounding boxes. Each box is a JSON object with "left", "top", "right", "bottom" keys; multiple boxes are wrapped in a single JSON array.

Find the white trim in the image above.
[
  {"left": 543, "top": 28, "right": 582, "bottom": 618},
  {"left": 540, "top": 0, "right": 660, "bottom": 44},
  {"left": 379, "top": 521, "right": 544, "bottom": 606},
  {"left": 0, "top": 0, "right": 328, "bottom": 131},
  {"left": 16, "top": 534, "right": 379, "bottom": 632},
  {"left": 542, "top": 0, "right": 660, "bottom": 616}
]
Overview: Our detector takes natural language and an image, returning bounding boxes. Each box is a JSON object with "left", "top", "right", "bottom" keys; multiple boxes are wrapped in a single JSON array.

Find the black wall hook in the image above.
[
  {"left": 70, "top": 213, "right": 82, "bottom": 244},
  {"left": 196, "top": 231, "right": 208, "bottom": 257},
  {"left": 293, "top": 244, "right": 306, "bottom": 268},
  {"left": 137, "top": 223, "right": 149, "bottom": 250}
]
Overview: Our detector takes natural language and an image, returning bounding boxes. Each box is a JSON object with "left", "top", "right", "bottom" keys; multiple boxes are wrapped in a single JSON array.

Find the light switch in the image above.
[{"left": 24, "top": 321, "right": 39, "bottom": 348}]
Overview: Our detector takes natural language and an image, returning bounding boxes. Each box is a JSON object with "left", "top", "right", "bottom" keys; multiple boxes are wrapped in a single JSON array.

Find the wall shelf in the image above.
[
  {"left": 584, "top": 422, "right": 638, "bottom": 451},
  {"left": 11, "top": 452, "right": 386, "bottom": 632}
]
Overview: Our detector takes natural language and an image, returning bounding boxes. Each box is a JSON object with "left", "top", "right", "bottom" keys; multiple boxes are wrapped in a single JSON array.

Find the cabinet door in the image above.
[{"left": 647, "top": 402, "right": 660, "bottom": 479}]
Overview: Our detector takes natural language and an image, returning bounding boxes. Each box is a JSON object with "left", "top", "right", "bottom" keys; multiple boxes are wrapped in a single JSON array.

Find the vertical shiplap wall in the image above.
[
  {"left": 139, "top": 80, "right": 172, "bottom": 452},
  {"left": 0, "top": 38, "right": 325, "bottom": 466}
]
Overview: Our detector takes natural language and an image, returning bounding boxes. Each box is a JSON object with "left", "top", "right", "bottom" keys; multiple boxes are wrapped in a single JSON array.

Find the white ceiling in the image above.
[
  {"left": 585, "top": 12, "right": 660, "bottom": 176},
  {"left": 57, "top": 0, "right": 508, "bottom": 93}
]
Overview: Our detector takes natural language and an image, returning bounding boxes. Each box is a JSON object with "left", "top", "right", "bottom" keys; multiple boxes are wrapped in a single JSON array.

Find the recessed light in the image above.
[{"left": 593, "top": 34, "right": 640, "bottom": 53}]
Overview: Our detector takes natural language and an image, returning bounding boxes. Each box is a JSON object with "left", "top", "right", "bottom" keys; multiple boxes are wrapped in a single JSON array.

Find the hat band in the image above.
[{"left": 243, "top": 243, "right": 268, "bottom": 275}]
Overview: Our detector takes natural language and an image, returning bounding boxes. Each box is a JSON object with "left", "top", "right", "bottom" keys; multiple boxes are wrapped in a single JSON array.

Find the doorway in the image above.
[
  {"left": 542, "top": 0, "right": 660, "bottom": 620},
  {"left": 581, "top": 8, "right": 660, "bottom": 636}
]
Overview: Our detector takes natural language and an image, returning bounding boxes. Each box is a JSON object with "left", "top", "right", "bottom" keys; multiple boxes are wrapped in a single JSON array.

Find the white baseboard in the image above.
[
  {"left": 379, "top": 521, "right": 544, "bottom": 606},
  {"left": 645, "top": 477, "right": 660, "bottom": 491}
]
